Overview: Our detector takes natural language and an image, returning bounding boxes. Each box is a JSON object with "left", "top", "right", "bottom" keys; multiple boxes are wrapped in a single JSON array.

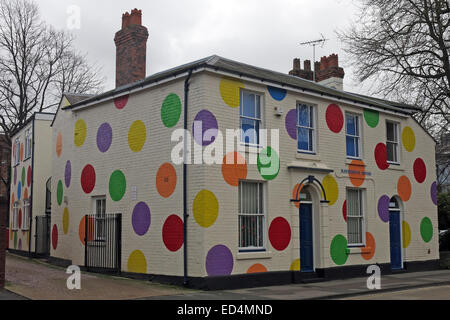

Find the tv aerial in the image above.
[{"left": 300, "top": 34, "right": 329, "bottom": 81}]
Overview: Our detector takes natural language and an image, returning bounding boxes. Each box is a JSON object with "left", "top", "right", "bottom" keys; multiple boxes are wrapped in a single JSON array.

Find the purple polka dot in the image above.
[
  {"left": 431, "top": 182, "right": 437, "bottom": 206},
  {"left": 378, "top": 195, "right": 390, "bottom": 223},
  {"left": 97, "top": 123, "right": 113, "bottom": 153},
  {"left": 285, "top": 109, "right": 297, "bottom": 140},
  {"left": 193, "top": 110, "right": 218, "bottom": 147},
  {"left": 205, "top": 245, "right": 234, "bottom": 276},
  {"left": 132, "top": 202, "right": 151, "bottom": 236},
  {"left": 18, "top": 239, "right": 22, "bottom": 251},
  {"left": 14, "top": 167, "right": 17, "bottom": 185},
  {"left": 65, "top": 161, "right": 71, "bottom": 188}
]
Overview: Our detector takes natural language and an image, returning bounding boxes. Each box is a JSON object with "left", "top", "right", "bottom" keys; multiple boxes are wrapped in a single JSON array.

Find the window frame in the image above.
[
  {"left": 297, "top": 103, "right": 316, "bottom": 154},
  {"left": 14, "top": 138, "right": 20, "bottom": 166},
  {"left": 346, "top": 188, "right": 366, "bottom": 247},
  {"left": 93, "top": 197, "right": 106, "bottom": 241},
  {"left": 345, "top": 113, "right": 362, "bottom": 160},
  {"left": 238, "top": 180, "right": 267, "bottom": 252},
  {"left": 240, "top": 90, "right": 263, "bottom": 148},
  {"left": 22, "top": 199, "right": 31, "bottom": 231},
  {"left": 386, "top": 120, "right": 400, "bottom": 165},
  {"left": 12, "top": 202, "right": 19, "bottom": 231},
  {"left": 24, "top": 128, "right": 32, "bottom": 160}
]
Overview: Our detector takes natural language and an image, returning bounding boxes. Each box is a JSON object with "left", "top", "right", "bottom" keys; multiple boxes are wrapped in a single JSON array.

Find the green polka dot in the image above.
[
  {"left": 257, "top": 147, "right": 280, "bottom": 181},
  {"left": 420, "top": 217, "right": 433, "bottom": 243},
  {"left": 57, "top": 180, "right": 63, "bottom": 206},
  {"left": 330, "top": 235, "right": 349, "bottom": 266},
  {"left": 109, "top": 170, "right": 126, "bottom": 202},
  {"left": 364, "top": 109, "right": 379, "bottom": 128},
  {"left": 21, "top": 167, "right": 26, "bottom": 186},
  {"left": 161, "top": 94, "right": 182, "bottom": 128},
  {"left": 14, "top": 231, "right": 17, "bottom": 249}
]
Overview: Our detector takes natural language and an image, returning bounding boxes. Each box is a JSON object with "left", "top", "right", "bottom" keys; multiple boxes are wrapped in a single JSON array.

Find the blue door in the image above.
[
  {"left": 300, "top": 204, "right": 314, "bottom": 272},
  {"left": 389, "top": 210, "right": 403, "bottom": 270}
]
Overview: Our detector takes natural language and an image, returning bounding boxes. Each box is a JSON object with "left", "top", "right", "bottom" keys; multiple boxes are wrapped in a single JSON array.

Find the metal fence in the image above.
[{"left": 84, "top": 213, "right": 122, "bottom": 274}]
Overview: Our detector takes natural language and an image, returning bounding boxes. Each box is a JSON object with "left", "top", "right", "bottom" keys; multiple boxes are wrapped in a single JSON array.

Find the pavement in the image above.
[
  {"left": 147, "top": 269, "right": 450, "bottom": 300},
  {"left": 4, "top": 253, "right": 192, "bottom": 300},
  {"left": 3, "top": 252, "right": 450, "bottom": 300}
]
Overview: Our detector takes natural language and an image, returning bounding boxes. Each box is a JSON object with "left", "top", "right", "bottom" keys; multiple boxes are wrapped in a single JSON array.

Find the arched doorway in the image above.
[
  {"left": 389, "top": 196, "right": 403, "bottom": 270},
  {"left": 292, "top": 176, "right": 329, "bottom": 273}
]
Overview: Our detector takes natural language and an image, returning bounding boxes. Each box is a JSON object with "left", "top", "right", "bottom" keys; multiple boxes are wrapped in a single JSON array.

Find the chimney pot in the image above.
[
  {"left": 304, "top": 60, "right": 311, "bottom": 71},
  {"left": 293, "top": 58, "right": 301, "bottom": 71}
]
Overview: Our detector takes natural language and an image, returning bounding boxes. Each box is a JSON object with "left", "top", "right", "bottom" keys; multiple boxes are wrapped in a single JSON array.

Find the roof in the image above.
[
  {"left": 64, "top": 55, "right": 419, "bottom": 115},
  {"left": 64, "top": 93, "right": 95, "bottom": 105},
  {"left": 11, "top": 112, "right": 55, "bottom": 138}
]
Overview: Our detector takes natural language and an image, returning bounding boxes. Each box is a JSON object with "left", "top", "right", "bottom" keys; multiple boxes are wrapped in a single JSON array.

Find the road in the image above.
[{"left": 342, "top": 285, "right": 450, "bottom": 300}]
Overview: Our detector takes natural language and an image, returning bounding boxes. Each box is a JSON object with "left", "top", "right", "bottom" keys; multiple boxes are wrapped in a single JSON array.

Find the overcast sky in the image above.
[{"left": 37, "top": 0, "right": 367, "bottom": 94}]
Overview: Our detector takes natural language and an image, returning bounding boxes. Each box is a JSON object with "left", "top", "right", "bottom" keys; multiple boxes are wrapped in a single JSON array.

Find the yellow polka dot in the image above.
[
  {"left": 63, "top": 208, "right": 69, "bottom": 235},
  {"left": 128, "top": 120, "right": 147, "bottom": 152},
  {"left": 220, "top": 77, "right": 244, "bottom": 108},
  {"left": 74, "top": 119, "right": 87, "bottom": 147},
  {"left": 127, "top": 250, "right": 147, "bottom": 274},
  {"left": 402, "top": 221, "right": 411, "bottom": 248},
  {"left": 193, "top": 190, "right": 219, "bottom": 228},
  {"left": 402, "top": 127, "right": 416, "bottom": 152},
  {"left": 290, "top": 259, "right": 301, "bottom": 271},
  {"left": 322, "top": 175, "right": 339, "bottom": 206}
]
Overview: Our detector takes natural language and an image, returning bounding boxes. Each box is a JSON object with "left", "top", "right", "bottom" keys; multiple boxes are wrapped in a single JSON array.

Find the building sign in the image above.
[{"left": 341, "top": 169, "right": 372, "bottom": 177}]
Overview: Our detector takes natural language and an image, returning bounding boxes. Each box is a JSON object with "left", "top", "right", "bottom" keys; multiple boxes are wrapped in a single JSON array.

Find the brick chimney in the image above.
[
  {"left": 289, "top": 53, "right": 345, "bottom": 90},
  {"left": 114, "top": 9, "right": 149, "bottom": 88}
]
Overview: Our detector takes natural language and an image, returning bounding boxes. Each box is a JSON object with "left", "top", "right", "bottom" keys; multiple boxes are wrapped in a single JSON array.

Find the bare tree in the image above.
[
  {"left": 0, "top": 0, "right": 103, "bottom": 141},
  {"left": 337, "top": 0, "right": 449, "bottom": 189}
]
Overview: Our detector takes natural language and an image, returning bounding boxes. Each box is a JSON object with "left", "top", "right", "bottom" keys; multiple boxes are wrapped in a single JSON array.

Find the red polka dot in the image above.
[
  {"left": 114, "top": 95, "right": 129, "bottom": 110},
  {"left": 269, "top": 217, "right": 291, "bottom": 251},
  {"left": 27, "top": 166, "right": 32, "bottom": 187},
  {"left": 375, "top": 143, "right": 389, "bottom": 170},
  {"left": 343, "top": 201, "right": 347, "bottom": 222},
  {"left": 414, "top": 158, "right": 427, "bottom": 183},
  {"left": 52, "top": 225, "right": 58, "bottom": 250},
  {"left": 162, "top": 215, "right": 184, "bottom": 252},
  {"left": 326, "top": 104, "right": 344, "bottom": 133},
  {"left": 81, "top": 165, "right": 96, "bottom": 194},
  {"left": 18, "top": 209, "right": 22, "bottom": 229}
]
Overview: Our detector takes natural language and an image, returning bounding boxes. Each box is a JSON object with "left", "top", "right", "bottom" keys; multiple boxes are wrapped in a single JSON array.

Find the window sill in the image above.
[
  {"left": 346, "top": 246, "right": 367, "bottom": 254},
  {"left": 236, "top": 251, "right": 272, "bottom": 261},
  {"left": 240, "top": 144, "right": 263, "bottom": 154},
  {"left": 387, "top": 163, "right": 404, "bottom": 171},
  {"left": 296, "top": 153, "right": 321, "bottom": 161},
  {"left": 345, "top": 159, "right": 365, "bottom": 166}
]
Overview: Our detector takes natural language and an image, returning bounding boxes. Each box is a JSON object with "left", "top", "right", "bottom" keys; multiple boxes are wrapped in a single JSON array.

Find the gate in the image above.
[
  {"left": 35, "top": 215, "right": 50, "bottom": 256},
  {"left": 84, "top": 213, "right": 122, "bottom": 274}
]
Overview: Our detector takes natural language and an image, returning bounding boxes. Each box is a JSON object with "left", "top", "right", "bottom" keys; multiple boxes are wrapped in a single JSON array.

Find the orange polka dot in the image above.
[
  {"left": 56, "top": 133, "right": 62, "bottom": 158},
  {"left": 156, "top": 163, "right": 177, "bottom": 198},
  {"left": 222, "top": 152, "right": 247, "bottom": 187},
  {"left": 292, "top": 184, "right": 305, "bottom": 209},
  {"left": 348, "top": 160, "right": 366, "bottom": 187},
  {"left": 247, "top": 264, "right": 268, "bottom": 274},
  {"left": 10, "top": 193, "right": 15, "bottom": 211},
  {"left": 24, "top": 189, "right": 28, "bottom": 200},
  {"left": 79, "top": 216, "right": 94, "bottom": 245},
  {"left": 361, "top": 232, "right": 376, "bottom": 260},
  {"left": 398, "top": 176, "right": 412, "bottom": 202}
]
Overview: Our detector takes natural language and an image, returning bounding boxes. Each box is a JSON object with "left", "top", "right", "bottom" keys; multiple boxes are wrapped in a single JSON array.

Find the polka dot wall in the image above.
[{"left": 47, "top": 71, "right": 438, "bottom": 279}]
